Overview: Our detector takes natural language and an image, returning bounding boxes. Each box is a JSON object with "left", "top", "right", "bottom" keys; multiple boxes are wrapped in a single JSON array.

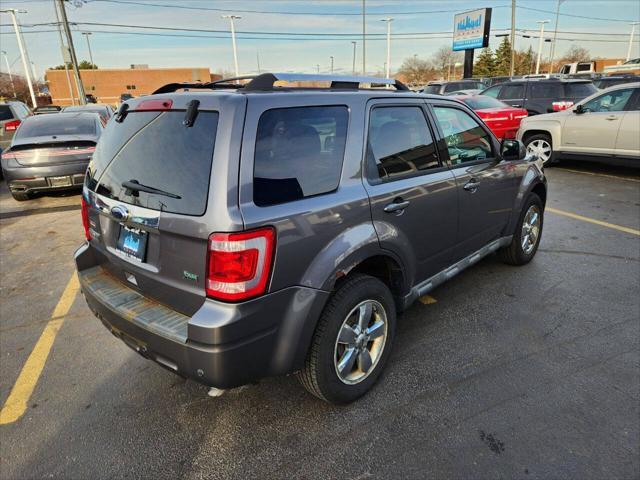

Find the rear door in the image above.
[
  {"left": 362, "top": 98, "right": 457, "bottom": 282},
  {"left": 429, "top": 101, "right": 519, "bottom": 260},
  {"left": 614, "top": 89, "right": 640, "bottom": 158},
  {"left": 84, "top": 96, "right": 241, "bottom": 316},
  {"left": 562, "top": 87, "right": 635, "bottom": 154},
  {"left": 527, "top": 81, "right": 563, "bottom": 114},
  {"left": 497, "top": 83, "right": 526, "bottom": 110}
]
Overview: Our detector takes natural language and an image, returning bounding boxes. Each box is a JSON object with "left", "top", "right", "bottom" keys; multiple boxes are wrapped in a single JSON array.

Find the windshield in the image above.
[
  {"left": 88, "top": 110, "right": 219, "bottom": 216},
  {"left": 15, "top": 115, "right": 96, "bottom": 138},
  {"left": 460, "top": 96, "right": 509, "bottom": 110},
  {"left": 424, "top": 85, "right": 441, "bottom": 94}
]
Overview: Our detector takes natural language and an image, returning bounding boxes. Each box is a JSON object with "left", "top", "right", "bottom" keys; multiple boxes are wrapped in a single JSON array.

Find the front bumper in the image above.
[
  {"left": 2, "top": 160, "right": 88, "bottom": 194},
  {"left": 75, "top": 243, "right": 329, "bottom": 389}
]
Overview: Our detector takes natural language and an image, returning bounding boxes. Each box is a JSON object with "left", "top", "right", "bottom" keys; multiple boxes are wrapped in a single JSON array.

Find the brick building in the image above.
[{"left": 45, "top": 66, "right": 220, "bottom": 106}]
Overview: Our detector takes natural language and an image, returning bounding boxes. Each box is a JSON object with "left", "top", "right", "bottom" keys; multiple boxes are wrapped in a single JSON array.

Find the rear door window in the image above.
[
  {"left": 90, "top": 110, "right": 219, "bottom": 216},
  {"left": 529, "top": 82, "right": 563, "bottom": 99},
  {"left": 253, "top": 106, "right": 348, "bottom": 207},
  {"left": 564, "top": 83, "right": 598, "bottom": 98},
  {"left": 501, "top": 84, "right": 525, "bottom": 99},
  {"left": 367, "top": 106, "right": 439, "bottom": 181}
]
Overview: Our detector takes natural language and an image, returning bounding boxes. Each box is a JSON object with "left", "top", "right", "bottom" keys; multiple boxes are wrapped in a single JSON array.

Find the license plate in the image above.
[
  {"left": 48, "top": 176, "right": 72, "bottom": 187},
  {"left": 116, "top": 225, "right": 148, "bottom": 262}
]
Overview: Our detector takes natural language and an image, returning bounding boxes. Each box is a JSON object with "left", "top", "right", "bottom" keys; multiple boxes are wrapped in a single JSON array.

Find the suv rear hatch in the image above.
[{"left": 83, "top": 97, "right": 223, "bottom": 316}]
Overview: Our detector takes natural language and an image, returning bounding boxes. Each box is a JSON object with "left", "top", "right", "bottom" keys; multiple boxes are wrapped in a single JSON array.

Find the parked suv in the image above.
[
  {"left": 75, "top": 73, "right": 547, "bottom": 404},
  {"left": 480, "top": 78, "right": 597, "bottom": 115},
  {"left": 422, "top": 80, "right": 486, "bottom": 95}
]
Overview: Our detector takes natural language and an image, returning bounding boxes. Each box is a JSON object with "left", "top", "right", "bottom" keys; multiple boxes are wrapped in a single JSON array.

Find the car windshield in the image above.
[
  {"left": 15, "top": 115, "right": 96, "bottom": 138},
  {"left": 460, "top": 96, "right": 509, "bottom": 110},
  {"left": 424, "top": 85, "right": 441, "bottom": 94}
]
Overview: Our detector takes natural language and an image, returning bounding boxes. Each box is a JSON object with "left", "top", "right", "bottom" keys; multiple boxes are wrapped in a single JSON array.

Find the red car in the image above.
[{"left": 451, "top": 95, "right": 528, "bottom": 139}]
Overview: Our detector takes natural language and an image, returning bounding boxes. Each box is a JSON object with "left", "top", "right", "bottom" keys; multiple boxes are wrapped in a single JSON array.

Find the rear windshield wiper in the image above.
[{"left": 122, "top": 179, "right": 181, "bottom": 199}]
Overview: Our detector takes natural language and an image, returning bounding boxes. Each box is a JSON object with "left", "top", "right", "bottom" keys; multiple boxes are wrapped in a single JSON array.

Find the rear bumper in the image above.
[
  {"left": 1, "top": 160, "right": 88, "bottom": 194},
  {"left": 75, "top": 242, "right": 329, "bottom": 389}
]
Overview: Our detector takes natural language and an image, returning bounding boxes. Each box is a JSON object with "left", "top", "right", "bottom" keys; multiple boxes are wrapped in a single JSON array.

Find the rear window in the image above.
[
  {"left": 0, "top": 105, "right": 15, "bottom": 121},
  {"left": 460, "top": 96, "right": 509, "bottom": 110},
  {"left": 15, "top": 115, "right": 95, "bottom": 138},
  {"left": 564, "top": 82, "right": 597, "bottom": 98},
  {"left": 529, "top": 82, "right": 563, "bottom": 99},
  {"left": 253, "top": 106, "right": 348, "bottom": 207},
  {"left": 89, "top": 110, "right": 219, "bottom": 216}
]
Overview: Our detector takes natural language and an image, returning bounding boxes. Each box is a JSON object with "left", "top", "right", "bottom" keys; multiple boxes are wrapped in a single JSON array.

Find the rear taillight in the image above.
[
  {"left": 552, "top": 101, "right": 574, "bottom": 111},
  {"left": 81, "top": 196, "right": 92, "bottom": 241},
  {"left": 206, "top": 227, "right": 275, "bottom": 302},
  {"left": 4, "top": 119, "right": 21, "bottom": 131}
]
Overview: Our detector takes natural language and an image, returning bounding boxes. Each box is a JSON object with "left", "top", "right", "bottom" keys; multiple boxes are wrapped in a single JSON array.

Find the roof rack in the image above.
[{"left": 152, "top": 72, "right": 409, "bottom": 94}]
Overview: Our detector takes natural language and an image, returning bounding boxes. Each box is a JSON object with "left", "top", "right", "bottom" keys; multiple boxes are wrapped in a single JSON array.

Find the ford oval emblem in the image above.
[{"left": 111, "top": 205, "right": 129, "bottom": 222}]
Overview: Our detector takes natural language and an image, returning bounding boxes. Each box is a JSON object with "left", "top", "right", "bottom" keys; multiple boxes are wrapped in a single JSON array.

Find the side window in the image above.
[
  {"left": 501, "top": 84, "right": 525, "bottom": 99},
  {"left": 367, "top": 106, "right": 439, "bottom": 182},
  {"left": 432, "top": 106, "right": 493, "bottom": 165},
  {"left": 627, "top": 91, "right": 640, "bottom": 111},
  {"left": 253, "top": 105, "right": 348, "bottom": 207},
  {"left": 582, "top": 89, "right": 635, "bottom": 113},
  {"left": 482, "top": 85, "right": 501, "bottom": 98},
  {"left": 530, "top": 83, "right": 562, "bottom": 99}
]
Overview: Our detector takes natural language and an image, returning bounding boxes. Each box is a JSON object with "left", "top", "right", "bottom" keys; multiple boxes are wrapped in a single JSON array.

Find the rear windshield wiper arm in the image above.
[{"left": 122, "top": 179, "right": 181, "bottom": 199}]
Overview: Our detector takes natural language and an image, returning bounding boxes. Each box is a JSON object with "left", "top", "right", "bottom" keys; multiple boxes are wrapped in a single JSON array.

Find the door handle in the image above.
[
  {"left": 383, "top": 198, "right": 410, "bottom": 214},
  {"left": 463, "top": 179, "right": 480, "bottom": 193},
  {"left": 605, "top": 115, "right": 618, "bottom": 121}
]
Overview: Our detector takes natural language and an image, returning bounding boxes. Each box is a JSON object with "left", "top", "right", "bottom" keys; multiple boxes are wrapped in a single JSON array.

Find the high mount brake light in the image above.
[
  {"left": 81, "top": 196, "right": 92, "bottom": 241},
  {"left": 206, "top": 227, "right": 276, "bottom": 302},
  {"left": 136, "top": 99, "right": 173, "bottom": 111}
]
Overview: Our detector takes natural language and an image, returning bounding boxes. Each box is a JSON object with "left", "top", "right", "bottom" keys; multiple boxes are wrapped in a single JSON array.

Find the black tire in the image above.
[
  {"left": 10, "top": 191, "right": 30, "bottom": 202},
  {"left": 524, "top": 133, "right": 557, "bottom": 166},
  {"left": 298, "top": 274, "right": 396, "bottom": 404},
  {"left": 499, "top": 192, "right": 544, "bottom": 266}
]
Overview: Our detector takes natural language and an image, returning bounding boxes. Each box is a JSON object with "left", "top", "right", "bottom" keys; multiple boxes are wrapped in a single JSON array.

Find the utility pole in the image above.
[
  {"left": 1, "top": 50, "right": 17, "bottom": 98},
  {"left": 256, "top": 50, "right": 261, "bottom": 73},
  {"left": 316, "top": 64, "right": 320, "bottom": 74},
  {"left": 1, "top": 9, "right": 37, "bottom": 108},
  {"left": 222, "top": 15, "right": 241, "bottom": 77},
  {"left": 549, "top": 0, "right": 564, "bottom": 74},
  {"left": 535, "top": 20, "right": 550, "bottom": 74},
  {"left": 510, "top": 0, "right": 516, "bottom": 77},
  {"left": 82, "top": 32, "right": 94, "bottom": 67},
  {"left": 330, "top": 56, "right": 334, "bottom": 74},
  {"left": 57, "top": 0, "right": 86, "bottom": 104},
  {"left": 627, "top": 22, "right": 639, "bottom": 61},
  {"left": 53, "top": 0, "right": 75, "bottom": 105},
  {"left": 380, "top": 17, "right": 393, "bottom": 79},
  {"left": 362, "top": 0, "right": 366, "bottom": 75},
  {"left": 351, "top": 41, "right": 357, "bottom": 75}
]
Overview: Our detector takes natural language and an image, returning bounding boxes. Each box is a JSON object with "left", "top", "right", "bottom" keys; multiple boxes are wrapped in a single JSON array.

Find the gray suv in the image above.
[{"left": 75, "top": 73, "right": 547, "bottom": 404}]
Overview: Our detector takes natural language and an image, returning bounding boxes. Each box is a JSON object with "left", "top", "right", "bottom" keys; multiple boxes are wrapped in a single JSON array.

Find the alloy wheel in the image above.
[
  {"left": 527, "top": 139, "right": 552, "bottom": 164},
  {"left": 521, "top": 204, "right": 541, "bottom": 255}
]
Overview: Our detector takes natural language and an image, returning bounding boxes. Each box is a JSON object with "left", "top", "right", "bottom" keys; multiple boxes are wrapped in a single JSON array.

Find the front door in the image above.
[
  {"left": 429, "top": 103, "right": 520, "bottom": 261},
  {"left": 562, "top": 87, "right": 635, "bottom": 155},
  {"left": 363, "top": 100, "right": 458, "bottom": 284}
]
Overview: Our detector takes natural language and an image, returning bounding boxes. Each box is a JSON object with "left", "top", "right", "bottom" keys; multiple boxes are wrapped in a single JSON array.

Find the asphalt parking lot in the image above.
[{"left": 0, "top": 160, "right": 638, "bottom": 480}]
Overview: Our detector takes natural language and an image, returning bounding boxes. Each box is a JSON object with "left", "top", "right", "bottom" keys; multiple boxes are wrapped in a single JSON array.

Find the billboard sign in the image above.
[{"left": 452, "top": 8, "right": 492, "bottom": 51}]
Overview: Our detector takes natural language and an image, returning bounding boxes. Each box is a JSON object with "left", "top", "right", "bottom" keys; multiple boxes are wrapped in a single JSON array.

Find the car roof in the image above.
[{"left": 600, "top": 81, "right": 640, "bottom": 91}]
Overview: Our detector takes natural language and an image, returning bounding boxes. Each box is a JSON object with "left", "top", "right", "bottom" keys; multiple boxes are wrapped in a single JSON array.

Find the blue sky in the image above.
[{"left": 1, "top": 0, "right": 639, "bottom": 79}]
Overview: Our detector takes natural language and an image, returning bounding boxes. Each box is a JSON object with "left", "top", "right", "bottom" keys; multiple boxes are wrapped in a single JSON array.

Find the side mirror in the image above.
[
  {"left": 500, "top": 139, "right": 526, "bottom": 161},
  {"left": 573, "top": 104, "right": 584, "bottom": 114}
]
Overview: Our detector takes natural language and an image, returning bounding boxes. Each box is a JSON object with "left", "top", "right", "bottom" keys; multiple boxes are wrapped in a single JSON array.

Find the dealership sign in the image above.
[{"left": 452, "top": 8, "right": 492, "bottom": 51}]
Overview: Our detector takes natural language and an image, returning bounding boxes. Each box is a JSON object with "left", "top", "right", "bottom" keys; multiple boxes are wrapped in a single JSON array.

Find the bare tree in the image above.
[
  {"left": 431, "top": 45, "right": 462, "bottom": 78},
  {"left": 560, "top": 46, "right": 591, "bottom": 63},
  {"left": 396, "top": 56, "right": 437, "bottom": 87}
]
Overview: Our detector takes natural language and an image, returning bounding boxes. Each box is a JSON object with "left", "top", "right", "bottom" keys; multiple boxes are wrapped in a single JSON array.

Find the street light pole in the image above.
[
  {"left": 57, "top": 0, "right": 86, "bottom": 104},
  {"left": 380, "top": 17, "right": 393, "bottom": 79},
  {"left": 351, "top": 41, "right": 357, "bottom": 75},
  {"left": 510, "top": 0, "right": 516, "bottom": 77},
  {"left": 82, "top": 32, "right": 94, "bottom": 67},
  {"left": 627, "top": 22, "right": 639, "bottom": 61},
  {"left": 1, "top": 9, "right": 37, "bottom": 108},
  {"left": 535, "top": 20, "right": 550, "bottom": 74},
  {"left": 222, "top": 15, "right": 241, "bottom": 77},
  {"left": 549, "top": 0, "right": 564, "bottom": 74},
  {"left": 362, "top": 0, "right": 366, "bottom": 75},
  {"left": 330, "top": 56, "right": 334, "bottom": 74},
  {"left": 1, "top": 50, "right": 17, "bottom": 98}
]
